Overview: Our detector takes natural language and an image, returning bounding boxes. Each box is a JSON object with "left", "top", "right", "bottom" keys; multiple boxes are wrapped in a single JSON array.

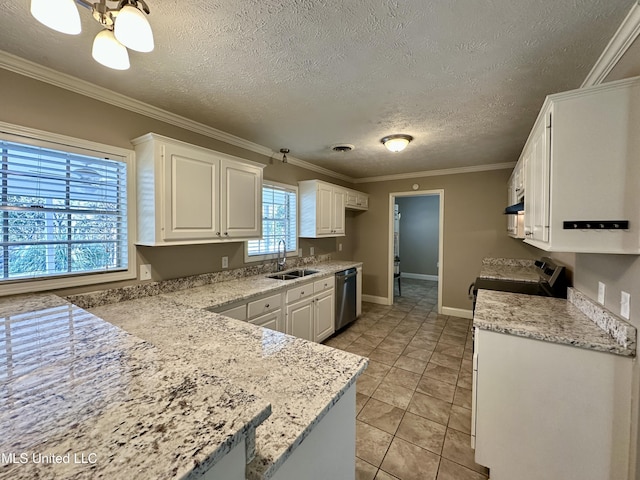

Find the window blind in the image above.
[
  {"left": 247, "top": 184, "right": 297, "bottom": 257},
  {"left": 0, "top": 139, "right": 128, "bottom": 282}
]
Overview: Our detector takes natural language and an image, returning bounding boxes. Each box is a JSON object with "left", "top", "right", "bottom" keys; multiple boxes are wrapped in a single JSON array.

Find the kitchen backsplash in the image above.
[{"left": 67, "top": 254, "right": 332, "bottom": 309}]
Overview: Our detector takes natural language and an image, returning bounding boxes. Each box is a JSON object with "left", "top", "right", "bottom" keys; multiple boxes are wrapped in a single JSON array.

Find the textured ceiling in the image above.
[{"left": 0, "top": 0, "right": 634, "bottom": 178}]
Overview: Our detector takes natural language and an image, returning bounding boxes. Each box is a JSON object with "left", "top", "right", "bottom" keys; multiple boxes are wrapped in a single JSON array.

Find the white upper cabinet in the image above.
[
  {"left": 133, "top": 133, "right": 263, "bottom": 246},
  {"left": 298, "top": 180, "right": 346, "bottom": 237},
  {"left": 345, "top": 189, "right": 369, "bottom": 210},
  {"left": 517, "top": 77, "right": 640, "bottom": 254}
]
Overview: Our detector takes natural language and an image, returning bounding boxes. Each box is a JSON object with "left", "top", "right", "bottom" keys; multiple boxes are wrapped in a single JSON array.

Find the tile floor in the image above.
[{"left": 323, "top": 278, "right": 489, "bottom": 480}]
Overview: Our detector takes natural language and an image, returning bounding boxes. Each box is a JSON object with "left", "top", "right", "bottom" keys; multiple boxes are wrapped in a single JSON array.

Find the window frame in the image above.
[
  {"left": 244, "top": 180, "right": 298, "bottom": 263},
  {"left": 0, "top": 121, "right": 136, "bottom": 296}
]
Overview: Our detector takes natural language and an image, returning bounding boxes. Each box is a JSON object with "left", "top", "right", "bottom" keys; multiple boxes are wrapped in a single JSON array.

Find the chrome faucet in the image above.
[{"left": 276, "top": 239, "right": 286, "bottom": 271}]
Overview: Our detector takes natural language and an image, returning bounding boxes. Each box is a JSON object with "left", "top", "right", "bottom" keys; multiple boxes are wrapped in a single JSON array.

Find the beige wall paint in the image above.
[
  {"left": 0, "top": 68, "right": 353, "bottom": 294},
  {"left": 353, "top": 169, "right": 540, "bottom": 309}
]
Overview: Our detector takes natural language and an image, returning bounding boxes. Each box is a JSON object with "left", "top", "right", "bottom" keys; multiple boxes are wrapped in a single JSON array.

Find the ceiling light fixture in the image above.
[
  {"left": 381, "top": 134, "right": 413, "bottom": 152},
  {"left": 279, "top": 148, "right": 290, "bottom": 163},
  {"left": 30, "top": 0, "right": 154, "bottom": 71}
]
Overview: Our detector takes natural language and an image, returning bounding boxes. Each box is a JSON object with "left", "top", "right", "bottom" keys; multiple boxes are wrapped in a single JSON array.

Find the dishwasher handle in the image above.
[{"left": 336, "top": 268, "right": 357, "bottom": 280}]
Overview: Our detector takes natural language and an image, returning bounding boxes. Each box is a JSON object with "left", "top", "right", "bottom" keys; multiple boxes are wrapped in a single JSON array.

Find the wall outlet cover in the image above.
[
  {"left": 222, "top": 256, "right": 229, "bottom": 269},
  {"left": 598, "top": 282, "right": 605, "bottom": 305},
  {"left": 310, "top": 247, "right": 315, "bottom": 256},
  {"left": 338, "top": 243, "right": 343, "bottom": 252},
  {"left": 621, "top": 291, "right": 630, "bottom": 320},
  {"left": 139, "top": 264, "right": 152, "bottom": 281}
]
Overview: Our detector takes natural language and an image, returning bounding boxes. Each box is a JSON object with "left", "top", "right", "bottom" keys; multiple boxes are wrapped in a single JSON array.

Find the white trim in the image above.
[
  {"left": 353, "top": 162, "right": 515, "bottom": 184},
  {"left": 401, "top": 273, "right": 439, "bottom": 282},
  {"left": 362, "top": 294, "right": 391, "bottom": 306},
  {"left": 388, "top": 190, "right": 444, "bottom": 314},
  {"left": 581, "top": 1, "right": 640, "bottom": 87},
  {"left": 441, "top": 307, "right": 474, "bottom": 320},
  {"left": 0, "top": 122, "right": 137, "bottom": 296}
]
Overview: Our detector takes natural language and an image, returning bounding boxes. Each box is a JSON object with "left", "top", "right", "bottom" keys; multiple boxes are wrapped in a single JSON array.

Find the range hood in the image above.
[{"left": 504, "top": 201, "right": 524, "bottom": 215}]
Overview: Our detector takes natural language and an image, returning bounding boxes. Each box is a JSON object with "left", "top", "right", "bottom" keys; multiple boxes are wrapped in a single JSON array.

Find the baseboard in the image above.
[
  {"left": 400, "top": 273, "right": 438, "bottom": 281},
  {"left": 362, "top": 294, "right": 391, "bottom": 306},
  {"left": 441, "top": 307, "right": 474, "bottom": 320}
]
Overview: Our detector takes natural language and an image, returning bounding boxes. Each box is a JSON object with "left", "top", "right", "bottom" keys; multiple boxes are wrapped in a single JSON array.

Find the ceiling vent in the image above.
[{"left": 331, "top": 144, "right": 354, "bottom": 152}]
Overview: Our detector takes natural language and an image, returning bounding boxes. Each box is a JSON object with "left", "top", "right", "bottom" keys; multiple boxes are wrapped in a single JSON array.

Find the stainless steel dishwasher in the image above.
[{"left": 335, "top": 268, "right": 357, "bottom": 330}]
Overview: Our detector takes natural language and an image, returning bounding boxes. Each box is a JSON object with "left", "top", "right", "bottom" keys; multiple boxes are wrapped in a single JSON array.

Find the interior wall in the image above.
[
  {"left": 0, "top": 68, "right": 353, "bottom": 294},
  {"left": 352, "top": 169, "right": 540, "bottom": 309},
  {"left": 395, "top": 196, "right": 439, "bottom": 277}
]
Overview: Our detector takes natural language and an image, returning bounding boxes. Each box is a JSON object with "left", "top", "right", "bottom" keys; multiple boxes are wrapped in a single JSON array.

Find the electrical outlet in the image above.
[
  {"left": 139, "top": 264, "right": 152, "bottom": 281},
  {"left": 298, "top": 248, "right": 302, "bottom": 257},
  {"left": 221, "top": 256, "right": 229, "bottom": 269},
  {"left": 598, "top": 282, "right": 605, "bottom": 305},
  {"left": 310, "top": 247, "right": 315, "bottom": 256},
  {"left": 338, "top": 243, "right": 343, "bottom": 252},
  {"left": 621, "top": 291, "right": 630, "bottom": 319}
]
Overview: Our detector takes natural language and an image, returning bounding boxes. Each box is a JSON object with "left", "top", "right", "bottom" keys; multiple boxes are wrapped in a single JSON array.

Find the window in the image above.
[
  {"left": 246, "top": 182, "right": 297, "bottom": 261},
  {"left": 0, "top": 125, "right": 135, "bottom": 294}
]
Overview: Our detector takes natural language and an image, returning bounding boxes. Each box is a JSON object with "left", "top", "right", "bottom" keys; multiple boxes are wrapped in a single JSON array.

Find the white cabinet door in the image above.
[
  {"left": 286, "top": 298, "right": 314, "bottom": 342},
  {"left": 316, "top": 183, "right": 333, "bottom": 235},
  {"left": 163, "top": 142, "right": 220, "bottom": 240},
  {"left": 530, "top": 114, "right": 550, "bottom": 243},
  {"left": 314, "top": 289, "right": 335, "bottom": 343},
  {"left": 332, "top": 189, "right": 345, "bottom": 235},
  {"left": 250, "top": 309, "right": 284, "bottom": 332},
  {"left": 220, "top": 160, "right": 262, "bottom": 239}
]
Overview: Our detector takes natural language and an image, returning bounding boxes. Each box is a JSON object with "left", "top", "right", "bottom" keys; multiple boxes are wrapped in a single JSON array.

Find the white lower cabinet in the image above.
[
  {"left": 215, "top": 292, "right": 284, "bottom": 333},
  {"left": 284, "top": 276, "right": 335, "bottom": 343},
  {"left": 473, "top": 328, "right": 633, "bottom": 480},
  {"left": 286, "top": 297, "right": 315, "bottom": 342}
]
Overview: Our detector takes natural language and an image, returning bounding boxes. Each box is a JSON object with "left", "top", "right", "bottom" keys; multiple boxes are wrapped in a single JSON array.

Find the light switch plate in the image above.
[
  {"left": 598, "top": 282, "right": 605, "bottom": 305},
  {"left": 338, "top": 243, "right": 343, "bottom": 252},
  {"left": 621, "top": 291, "right": 630, "bottom": 319},
  {"left": 222, "top": 256, "right": 229, "bottom": 269},
  {"left": 139, "top": 264, "right": 152, "bottom": 280},
  {"left": 310, "top": 247, "right": 315, "bottom": 256}
]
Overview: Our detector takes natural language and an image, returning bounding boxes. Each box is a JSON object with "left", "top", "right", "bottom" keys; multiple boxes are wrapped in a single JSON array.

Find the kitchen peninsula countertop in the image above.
[
  {"left": 0, "top": 294, "right": 271, "bottom": 480},
  {"left": 91, "top": 296, "right": 367, "bottom": 479},
  {"left": 474, "top": 289, "right": 636, "bottom": 357},
  {"left": 1, "top": 260, "right": 368, "bottom": 480}
]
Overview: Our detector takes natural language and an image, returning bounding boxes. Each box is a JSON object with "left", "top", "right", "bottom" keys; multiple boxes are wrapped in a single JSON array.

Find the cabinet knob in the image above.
[
  {"left": 265, "top": 303, "right": 269, "bottom": 308},
  {"left": 224, "top": 232, "right": 229, "bottom": 236},
  {"left": 301, "top": 291, "right": 305, "bottom": 295},
  {"left": 216, "top": 232, "right": 221, "bottom": 236}
]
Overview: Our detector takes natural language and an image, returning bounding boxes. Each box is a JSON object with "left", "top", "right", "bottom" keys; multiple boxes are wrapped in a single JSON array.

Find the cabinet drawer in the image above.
[
  {"left": 247, "top": 293, "right": 282, "bottom": 319},
  {"left": 287, "top": 282, "right": 313, "bottom": 303},
  {"left": 314, "top": 277, "right": 334, "bottom": 293}
]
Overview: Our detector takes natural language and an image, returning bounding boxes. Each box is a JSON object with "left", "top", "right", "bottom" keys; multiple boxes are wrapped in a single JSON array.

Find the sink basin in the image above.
[
  {"left": 266, "top": 269, "right": 319, "bottom": 280},
  {"left": 286, "top": 269, "right": 319, "bottom": 277}
]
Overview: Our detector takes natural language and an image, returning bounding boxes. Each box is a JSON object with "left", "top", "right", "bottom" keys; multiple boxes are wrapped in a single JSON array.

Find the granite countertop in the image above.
[
  {"left": 1, "top": 259, "right": 368, "bottom": 480},
  {"left": 90, "top": 296, "right": 367, "bottom": 480},
  {"left": 0, "top": 294, "right": 271, "bottom": 480},
  {"left": 479, "top": 258, "right": 539, "bottom": 283},
  {"left": 160, "top": 260, "right": 362, "bottom": 311},
  {"left": 474, "top": 289, "right": 636, "bottom": 357}
]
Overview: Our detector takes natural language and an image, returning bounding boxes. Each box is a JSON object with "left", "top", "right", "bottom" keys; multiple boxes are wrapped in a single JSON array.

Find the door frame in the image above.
[{"left": 387, "top": 189, "right": 444, "bottom": 313}]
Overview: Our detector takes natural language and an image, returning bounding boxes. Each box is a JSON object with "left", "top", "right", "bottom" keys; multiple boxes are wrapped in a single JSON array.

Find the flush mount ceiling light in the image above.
[
  {"left": 30, "top": 0, "right": 154, "bottom": 71},
  {"left": 381, "top": 134, "right": 413, "bottom": 152}
]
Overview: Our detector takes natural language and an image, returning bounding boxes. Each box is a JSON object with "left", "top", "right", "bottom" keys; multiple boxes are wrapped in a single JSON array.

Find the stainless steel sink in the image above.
[{"left": 266, "top": 269, "right": 319, "bottom": 280}]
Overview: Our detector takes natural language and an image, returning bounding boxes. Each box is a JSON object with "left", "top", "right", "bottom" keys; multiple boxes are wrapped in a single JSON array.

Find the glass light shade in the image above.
[
  {"left": 114, "top": 5, "right": 154, "bottom": 52},
  {"left": 30, "top": 0, "right": 81, "bottom": 35},
  {"left": 382, "top": 135, "right": 413, "bottom": 152},
  {"left": 92, "top": 30, "right": 130, "bottom": 70}
]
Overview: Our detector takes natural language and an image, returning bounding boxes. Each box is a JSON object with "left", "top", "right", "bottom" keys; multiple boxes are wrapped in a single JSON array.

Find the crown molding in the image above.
[
  {"left": 0, "top": 50, "right": 514, "bottom": 185},
  {"left": 0, "top": 50, "right": 356, "bottom": 182},
  {"left": 581, "top": 1, "right": 640, "bottom": 87},
  {"left": 352, "top": 162, "right": 516, "bottom": 184}
]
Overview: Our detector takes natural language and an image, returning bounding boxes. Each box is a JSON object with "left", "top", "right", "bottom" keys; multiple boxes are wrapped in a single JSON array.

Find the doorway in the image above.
[{"left": 387, "top": 190, "right": 444, "bottom": 313}]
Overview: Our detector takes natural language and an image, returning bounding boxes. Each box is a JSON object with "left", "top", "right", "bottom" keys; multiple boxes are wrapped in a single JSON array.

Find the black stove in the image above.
[{"left": 470, "top": 257, "right": 567, "bottom": 311}]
